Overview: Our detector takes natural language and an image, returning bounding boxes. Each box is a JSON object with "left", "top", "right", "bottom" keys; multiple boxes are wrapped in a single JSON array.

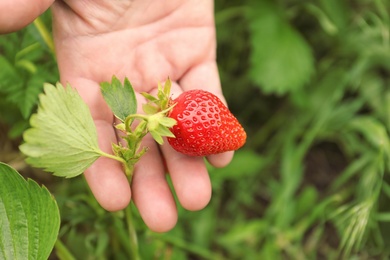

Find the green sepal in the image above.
[
  {"left": 140, "top": 78, "right": 172, "bottom": 113},
  {"left": 114, "top": 123, "right": 126, "bottom": 132},
  {"left": 150, "top": 130, "right": 164, "bottom": 145},
  {"left": 141, "top": 92, "right": 158, "bottom": 102},
  {"left": 142, "top": 103, "right": 159, "bottom": 115},
  {"left": 148, "top": 122, "right": 175, "bottom": 145},
  {"left": 155, "top": 124, "right": 175, "bottom": 138},
  {"left": 158, "top": 79, "right": 171, "bottom": 110},
  {"left": 99, "top": 77, "right": 175, "bottom": 180},
  {"left": 159, "top": 117, "right": 177, "bottom": 127},
  {"left": 163, "top": 78, "right": 172, "bottom": 97}
]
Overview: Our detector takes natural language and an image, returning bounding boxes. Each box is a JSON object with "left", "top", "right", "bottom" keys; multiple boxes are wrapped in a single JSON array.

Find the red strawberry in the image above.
[{"left": 167, "top": 89, "right": 246, "bottom": 156}]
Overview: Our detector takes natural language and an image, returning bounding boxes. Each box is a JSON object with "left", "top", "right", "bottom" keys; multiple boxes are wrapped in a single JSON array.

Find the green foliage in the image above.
[
  {"left": 0, "top": 163, "right": 60, "bottom": 260},
  {"left": 215, "top": 0, "right": 390, "bottom": 258},
  {"left": 20, "top": 83, "right": 103, "bottom": 178},
  {"left": 100, "top": 76, "right": 137, "bottom": 122},
  {"left": 0, "top": 11, "right": 58, "bottom": 138},
  {"left": 248, "top": 1, "right": 314, "bottom": 94}
]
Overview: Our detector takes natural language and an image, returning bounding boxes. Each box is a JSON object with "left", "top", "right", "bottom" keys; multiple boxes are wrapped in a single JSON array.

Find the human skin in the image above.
[{"left": 1, "top": 0, "right": 233, "bottom": 232}]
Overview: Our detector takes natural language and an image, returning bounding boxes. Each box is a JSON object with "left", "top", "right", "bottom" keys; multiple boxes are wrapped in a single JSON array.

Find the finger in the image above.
[
  {"left": 123, "top": 90, "right": 177, "bottom": 232},
  {"left": 132, "top": 136, "right": 178, "bottom": 233},
  {"left": 179, "top": 61, "right": 234, "bottom": 168},
  {"left": 179, "top": 61, "right": 225, "bottom": 102},
  {"left": 0, "top": 0, "right": 54, "bottom": 33},
  {"left": 207, "top": 151, "right": 234, "bottom": 168},
  {"left": 63, "top": 78, "right": 131, "bottom": 211},
  {"left": 160, "top": 139, "right": 212, "bottom": 211},
  {"left": 84, "top": 119, "right": 131, "bottom": 212},
  {"left": 148, "top": 83, "right": 212, "bottom": 211}
]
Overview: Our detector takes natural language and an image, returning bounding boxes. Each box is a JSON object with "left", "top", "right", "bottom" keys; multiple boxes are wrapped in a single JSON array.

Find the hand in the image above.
[{"left": 2, "top": 0, "right": 234, "bottom": 232}]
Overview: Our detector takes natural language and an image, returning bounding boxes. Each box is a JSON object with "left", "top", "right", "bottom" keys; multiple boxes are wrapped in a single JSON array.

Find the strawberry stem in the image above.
[
  {"left": 100, "top": 77, "right": 176, "bottom": 182},
  {"left": 124, "top": 205, "right": 140, "bottom": 260},
  {"left": 99, "top": 151, "right": 127, "bottom": 164}
]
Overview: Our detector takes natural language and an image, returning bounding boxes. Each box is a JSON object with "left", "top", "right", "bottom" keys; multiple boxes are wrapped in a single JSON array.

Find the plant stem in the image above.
[
  {"left": 15, "top": 42, "right": 41, "bottom": 60},
  {"left": 55, "top": 239, "right": 76, "bottom": 260},
  {"left": 99, "top": 151, "right": 127, "bottom": 164},
  {"left": 150, "top": 233, "right": 220, "bottom": 260},
  {"left": 124, "top": 204, "right": 140, "bottom": 260},
  {"left": 33, "top": 16, "right": 55, "bottom": 55},
  {"left": 126, "top": 114, "right": 149, "bottom": 121},
  {"left": 215, "top": 6, "right": 249, "bottom": 25}
]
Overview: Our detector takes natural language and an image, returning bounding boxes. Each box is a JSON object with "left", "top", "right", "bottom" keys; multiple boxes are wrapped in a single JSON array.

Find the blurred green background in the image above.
[{"left": 2, "top": 0, "right": 390, "bottom": 259}]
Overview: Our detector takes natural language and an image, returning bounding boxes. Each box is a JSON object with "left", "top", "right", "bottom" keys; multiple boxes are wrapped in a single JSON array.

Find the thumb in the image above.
[{"left": 0, "top": 0, "right": 54, "bottom": 34}]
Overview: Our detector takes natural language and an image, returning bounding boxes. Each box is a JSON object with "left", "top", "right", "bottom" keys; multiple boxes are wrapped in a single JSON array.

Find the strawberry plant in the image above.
[
  {"left": 17, "top": 75, "right": 246, "bottom": 258},
  {"left": 20, "top": 76, "right": 246, "bottom": 179},
  {"left": 3, "top": 0, "right": 390, "bottom": 259}
]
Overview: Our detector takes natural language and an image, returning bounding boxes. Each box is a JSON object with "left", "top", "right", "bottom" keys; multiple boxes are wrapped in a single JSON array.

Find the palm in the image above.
[
  {"left": 53, "top": 1, "right": 218, "bottom": 91},
  {"left": 51, "top": 0, "right": 232, "bottom": 232}
]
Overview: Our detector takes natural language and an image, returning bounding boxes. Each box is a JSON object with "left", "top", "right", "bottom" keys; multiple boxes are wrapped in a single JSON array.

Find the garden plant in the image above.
[{"left": 2, "top": 0, "right": 390, "bottom": 259}]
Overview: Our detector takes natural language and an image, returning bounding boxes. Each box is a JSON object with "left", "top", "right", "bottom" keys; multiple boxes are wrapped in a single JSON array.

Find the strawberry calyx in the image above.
[
  {"left": 100, "top": 77, "right": 176, "bottom": 182},
  {"left": 141, "top": 78, "right": 172, "bottom": 113}
]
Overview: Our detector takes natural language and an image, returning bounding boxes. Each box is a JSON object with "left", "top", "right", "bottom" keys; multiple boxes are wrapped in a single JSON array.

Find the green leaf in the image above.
[
  {"left": 208, "top": 150, "right": 265, "bottom": 184},
  {"left": 154, "top": 124, "right": 175, "bottom": 138},
  {"left": 318, "top": 0, "right": 348, "bottom": 31},
  {"left": 218, "top": 220, "right": 266, "bottom": 246},
  {"left": 19, "top": 82, "right": 102, "bottom": 178},
  {"left": 100, "top": 76, "right": 137, "bottom": 122},
  {"left": 305, "top": 4, "right": 338, "bottom": 35},
  {"left": 159, "top": 117, "right": 177, "bottom": 127},
  {"left": 145, "top": 112, "right": 176, "bottom": 145},
  {"left": 348, "top": 116, "right": 390, "bottom": 151},
  {"left": 141, "top": 79, "right": 172, "bottom": 112},
  {"left": 0, "top": 56, "right": 45, "bottom": 119},
  {"left": 0, "top": 162, "right": 60, "bottom": 260},
  {"left": 141, "top": 92, "right": 158, "bottom": 102},
  {"left": 331, "top": 200, "right": 373, "bottom": 257},
  {"left": 149, "top": 124, "right": 175, "bottom": 145},
  {"left": 150, "top": 130, "right": 164, "bottom": 145},
  {"left": 163, "top": 78, "right": 171, "bottom": 97},
  {"left": 142, "top": 103, "right": 159, "bottom": 115},
  {"left": 248, "top": 1, "right": 314, "bottom": 95}
]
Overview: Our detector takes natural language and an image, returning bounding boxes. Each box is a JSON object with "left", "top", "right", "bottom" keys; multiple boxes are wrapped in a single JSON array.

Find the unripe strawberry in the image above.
[{"left": 167, "top": 89, "right": 246, "bottom": 156}]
